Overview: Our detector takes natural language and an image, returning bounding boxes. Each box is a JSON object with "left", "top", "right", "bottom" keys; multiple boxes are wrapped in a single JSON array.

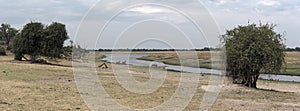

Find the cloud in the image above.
[
  {"left": 76, "top": 0, "right": 99, "bottom": 7},
  {"left": 216, "top": 0, "right": 227, "bottom": 6},
  {"left": 0, "top": 0, "right": 300, "bottom": 48},
  {"left": 128, "top": 6, "right": 175, "bottom": 14},
  {"left": 115, "top": 5, "right": 188, "bottom": 23},
  {"left": 257, "top": 0, "right": 280, "bottom": 6}
]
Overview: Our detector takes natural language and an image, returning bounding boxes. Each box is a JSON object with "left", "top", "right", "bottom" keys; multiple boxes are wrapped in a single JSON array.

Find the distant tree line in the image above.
[
  {"left": 285, "top": 47, "right": 300, "bottom": 51},
  {"left": 97, "top": 47, "right": 221, "bottom": 52},
  {"left": 97, "top": 47, "right": 300, "bottom": 52}
]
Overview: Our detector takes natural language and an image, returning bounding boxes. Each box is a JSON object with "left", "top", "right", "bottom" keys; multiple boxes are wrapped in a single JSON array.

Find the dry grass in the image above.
[
  {"left": 0, "top": 52, "right": 299, "bottom": 110},
  {"left": 285, "top": 52, "right": 300, "bottom": 64},
  {"left": 0, "top": 55, "right": 89, "bottom": 110},
  {"left": 94, "top": 64, "right": 300, "bottom": 110}
]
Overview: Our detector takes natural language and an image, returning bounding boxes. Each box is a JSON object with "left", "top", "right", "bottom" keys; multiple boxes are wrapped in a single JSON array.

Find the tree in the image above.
[
  {"left": 42, "top": 22, "right": 68, "bottom": 59},
  {"left": 16, "top": 22, "right": 44, "bottom": 61},
  {"left": 12, "top": 22, "right": 69, "bottom": 61},
  {"left": 12, "top": 33, "right": 23, "bottom": 60},
  {"left": 0, "top": 24, "right": 18, "bottom": 46},
  {"left": 0, "top": 46, "right": 6, "bottom": 55},
  {"left": 295, "top": 47, "right": 300, "bottom": 51},
  {"left": 221, "top": 23, "right": 285, "bottom": 88}
]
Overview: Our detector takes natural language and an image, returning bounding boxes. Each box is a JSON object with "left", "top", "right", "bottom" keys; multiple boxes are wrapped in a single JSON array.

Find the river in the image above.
[{"left": 102, "top": 54, "right": 300, "bottom": 83}]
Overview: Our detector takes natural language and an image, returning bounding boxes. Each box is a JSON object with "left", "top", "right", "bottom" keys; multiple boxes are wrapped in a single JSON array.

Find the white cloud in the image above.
[
  {"left": 128, "top": 6, "right": 175, "bottom": 14},
  {"left": 76, "top": 0, "right": 99, "bottom": 7},
  {"left": 116, "top": 6, "right": 188, "bottom": 23},
  {"left": 0, "top": 0, "right": 299, "bottom": 48},
  {"left": 216, "top": 0, "right": 226, "bottom": 6},
  {"left": 257, "top": 0, "right": 280, "bottom": 6}
]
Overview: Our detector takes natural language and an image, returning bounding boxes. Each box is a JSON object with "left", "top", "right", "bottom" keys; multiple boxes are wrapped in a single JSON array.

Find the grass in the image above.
[
  {"left": 138, "top": 51, "right": 300, "bottom": 75},
  {"left": 0, "top": 52, "right": 299, "bottom": 110},
  {"left": 94, "top": 63, "right": 300, "bottom": 110},
  {"left": 98, "top": 67, "right": 180, "bottom": 109},
  {"left": 282, "top": 52, "right": 300, "bottom": 75},
  {"left": 137, "top": 51, "right": 221, "bottom": 69},
  {"left": 0, "top": 55, "right": 88, "bottom": 110}
]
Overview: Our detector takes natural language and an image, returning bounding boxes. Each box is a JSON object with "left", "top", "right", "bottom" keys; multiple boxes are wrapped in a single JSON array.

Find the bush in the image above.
[
  {"left": 221, "top": 23, "right": 285, "bottom": 88},
  {"left": 6, "top": 44, "right": 12, "bottom": 50},
  {"left": 0, "top": 46, "right": 7, "bottom": 56}
]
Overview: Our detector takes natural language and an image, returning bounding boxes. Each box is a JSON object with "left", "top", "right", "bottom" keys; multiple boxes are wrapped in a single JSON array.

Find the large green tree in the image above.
[
  {"left": 43, "top": 22, "right": 68, "bottom": 58},
  {"left": 221, "top": 23, "right": 285, "bottom": 88},
  {"left": 15, "top": 22, "right": 44, "bottom": 61},
  {"left": 13, "top": 22, "right": 69, "bottom": 61},
  {"left": 0, "top": 24, "right": 18, "bottom": 46}
]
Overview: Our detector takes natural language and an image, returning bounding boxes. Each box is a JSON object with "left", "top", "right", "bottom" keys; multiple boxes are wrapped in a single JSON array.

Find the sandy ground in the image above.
[{"left": 257, "top": 82, "right": 300, "bottom": 93}]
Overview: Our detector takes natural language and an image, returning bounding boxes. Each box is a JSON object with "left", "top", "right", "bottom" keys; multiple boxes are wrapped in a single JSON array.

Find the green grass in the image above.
[
  {"left": 138, "top": 51, "right": 300, "bottom": 76},
  {"left": 138, "top": 55, "right": 216, "bottom": 69},
  {"left": 281, "top": 64, "right": 300, "bottom": 76}
]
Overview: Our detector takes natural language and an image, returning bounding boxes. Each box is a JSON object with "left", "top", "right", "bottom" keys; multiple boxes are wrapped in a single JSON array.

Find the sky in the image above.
[{"left": 0, "top": 0, "right": 299, "bottom": 49}]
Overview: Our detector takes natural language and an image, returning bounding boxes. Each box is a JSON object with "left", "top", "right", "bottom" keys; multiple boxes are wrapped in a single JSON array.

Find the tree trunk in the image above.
[
  {"left": 22, "top": 55, "right": 29, "bottom": 61},
  {"left": 5, "top": 41, "right": 9, "bottom": 46},
  {"left": 30, "top": 55, "right": 37, "bottom": 62},
  {"left": 14, "top": 53, "right": 22, "bottom": 61},
  {"left": 252, "top": 74, "right": 259, "bottom": 88},
  {"left": 243, "top": 73, "right": 258, "bottom": 88}
]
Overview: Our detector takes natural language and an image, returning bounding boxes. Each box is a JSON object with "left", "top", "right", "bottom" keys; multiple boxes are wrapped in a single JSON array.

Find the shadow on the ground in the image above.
[
  {"left": 255, "top": 88, "right": 293, "bottom": 93},
  {"left": 10, "top": 60, "right": 73, "bottom": 68}
]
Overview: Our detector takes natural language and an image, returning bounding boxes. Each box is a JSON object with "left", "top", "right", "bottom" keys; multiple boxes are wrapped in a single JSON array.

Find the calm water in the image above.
[{"left": 102, "top": 54, "right": 300, "bottom": 83}]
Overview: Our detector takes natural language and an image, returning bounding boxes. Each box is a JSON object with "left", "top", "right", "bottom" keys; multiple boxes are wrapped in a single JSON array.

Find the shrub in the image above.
[
  {"left": 0, "top": 46, "right": 7, "bottom": 56},
  {"left": 6, "top": 44, "right": 12, "bottom": 50},
  {"left": 221, "top": 23, "right": 285, "bottom": 88}
]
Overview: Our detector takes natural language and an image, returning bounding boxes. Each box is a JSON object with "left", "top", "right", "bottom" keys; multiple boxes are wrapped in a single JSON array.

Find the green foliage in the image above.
[
  {"left": 6, "top": 44, "right": 12, "bottom": 50},
  {"left": 0, "top": 24, "right": 18, "bottom": 46},
  {"left": 221, "top": 23, "right": 285, "bottom": 88},
  {"left": 0, "top": 46, "right": 6, "bottom": 56},
  {"left": 62, "top": 46, "right": 73, "bottom": 57},
  {"left": 12, "top": 22, "right": 69, "bottom": 61},
  {"left": 12, "top": 33, "right": 24, "bottom": 60},
  {"left": 42, "top": 22, "right": 68, "bottom": 58},
  {"left": 19, "top": 22, "right": 45, "bottom": 61}
]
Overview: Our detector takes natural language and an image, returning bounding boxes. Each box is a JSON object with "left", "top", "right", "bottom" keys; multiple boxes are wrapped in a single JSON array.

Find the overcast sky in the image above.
[{"left": 1, "top": 0, "right": 299, "bottom": 49}]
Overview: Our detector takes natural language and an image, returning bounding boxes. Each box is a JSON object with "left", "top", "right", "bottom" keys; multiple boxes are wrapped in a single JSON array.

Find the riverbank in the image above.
[
  {"left": 137, "top": 51, "right": 300, "bottom": 76},
  {"left": 0, "top": 53, "right": 299, "bottom": 110}
]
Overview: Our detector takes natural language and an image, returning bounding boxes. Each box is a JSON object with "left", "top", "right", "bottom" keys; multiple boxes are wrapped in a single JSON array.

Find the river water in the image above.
[{"left": 102, "top": 54, "right": 300, "bottom": 83}]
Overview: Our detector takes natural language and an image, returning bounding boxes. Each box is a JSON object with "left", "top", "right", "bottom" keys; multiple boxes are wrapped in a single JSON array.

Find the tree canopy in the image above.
[
  {"left": 0, "top": 24, "right": 18, "bottom": 46},
  {"left": 18, "top": 22, "right": 44, "bottom": 61},
  {"left": 0, "top": 46, "right": 6, "bottom": 56},
  {"left": 221, "top": 23, "right": 286, "bottom": 88},
  {"left": 43, "top": 22, "right": 68, "bottom": 58},
  {"left": 12, "top": 22, "right": 69, "bottom": 61}
]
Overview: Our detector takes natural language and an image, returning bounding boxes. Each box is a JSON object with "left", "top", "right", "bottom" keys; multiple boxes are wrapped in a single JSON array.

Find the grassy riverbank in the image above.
[
  {"left": 0, "top": 53, "right": 299, "bottom": 110},
  {"left": 138, "top": 51, "right": 300, "bottom": 76}
]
